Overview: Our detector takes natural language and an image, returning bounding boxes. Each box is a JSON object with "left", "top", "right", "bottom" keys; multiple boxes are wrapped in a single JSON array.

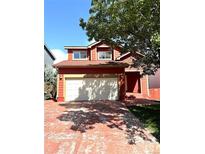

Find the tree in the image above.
[
  {"left": 44, "top": 65, "right": 57, "bottom": 100},
  {"left": 80, "top": 0, "right": 160, "bottom": 74}
]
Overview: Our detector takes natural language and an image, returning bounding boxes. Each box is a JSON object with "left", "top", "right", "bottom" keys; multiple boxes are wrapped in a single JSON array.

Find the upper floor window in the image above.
[
  {"left": 98, "top": 51, "right": 112, "bottom": 60},
  {"left": 73, "top": 51, "right": 87, "bottom": 60}
]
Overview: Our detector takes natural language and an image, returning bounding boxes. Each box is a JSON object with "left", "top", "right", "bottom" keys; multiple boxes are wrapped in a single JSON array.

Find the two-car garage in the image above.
[
  {"left": 65, "top": 77, "right": 119, "bottom": 101},
  {"left": 54, "top": 62, "right": 128, "bottom": 102}
]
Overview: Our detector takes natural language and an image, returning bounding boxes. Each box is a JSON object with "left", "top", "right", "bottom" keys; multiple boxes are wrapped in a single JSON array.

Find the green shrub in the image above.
[{"left": 44, "top": 65, "right": 57, "bottom": 100}]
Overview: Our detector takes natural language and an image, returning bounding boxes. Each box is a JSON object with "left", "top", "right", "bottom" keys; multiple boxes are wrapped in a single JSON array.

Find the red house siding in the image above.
[
  {"left": 149, "top": 88, "right": 160, "bottom": 100},
  {"left": 148, "top": 69, "right": 160, "bottom": 100},
  {"left": 68, "top": 50, "right": 73, "bottom": 61},
  {"left": 57, "top": 74, "right": 64, "bottom": 102},
  {"left": 91, "top": 47, "right": 97, "bottom": 60},
  {"left": 88, "top": 49, "right": 91, "bottom": 60},
  {"left": 119, "top": 74, "right": 126, "bottom": 100},
  {"left": 114, "top": 48, "right": 121, "bottom": 60},
  {"left": 58, "top": 67, "right": 124, "bottom": 74}
]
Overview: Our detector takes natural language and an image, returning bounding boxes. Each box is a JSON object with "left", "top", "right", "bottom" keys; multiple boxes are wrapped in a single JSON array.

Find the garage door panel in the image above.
[{"left": 65, "top": 78, "right": 118, "bottom": 101}]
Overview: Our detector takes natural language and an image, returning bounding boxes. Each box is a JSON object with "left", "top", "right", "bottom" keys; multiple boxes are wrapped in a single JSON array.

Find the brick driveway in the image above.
[{"left": 45, "top": 100, "right": 160, "bottom": 154}]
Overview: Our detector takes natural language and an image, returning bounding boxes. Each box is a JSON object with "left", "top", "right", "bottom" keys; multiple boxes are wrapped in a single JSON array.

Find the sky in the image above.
[{"left": 44, "top": 0, "right": 92, "bottom": 63}]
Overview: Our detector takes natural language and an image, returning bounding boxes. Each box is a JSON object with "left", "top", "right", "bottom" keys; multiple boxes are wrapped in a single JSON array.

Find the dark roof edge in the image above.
[
  {"left": 64, "top": 41, "right": 103, "bottom": 49},
  {"left": 44, "top": 44, "right": 56, "bottom": 60},
  {"left": 53, "top": 65, "right": 128, "bottom": 68}
]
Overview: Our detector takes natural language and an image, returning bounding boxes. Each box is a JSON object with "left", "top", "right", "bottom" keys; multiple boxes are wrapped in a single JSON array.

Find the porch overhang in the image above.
[{"left": 125, "top": 68, "right": 143, "bottom": 74}]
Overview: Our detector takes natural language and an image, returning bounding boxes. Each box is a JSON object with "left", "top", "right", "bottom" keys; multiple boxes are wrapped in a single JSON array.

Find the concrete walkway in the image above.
[{"left": 45, "top": 100, "right": 160, "bottom": 154}]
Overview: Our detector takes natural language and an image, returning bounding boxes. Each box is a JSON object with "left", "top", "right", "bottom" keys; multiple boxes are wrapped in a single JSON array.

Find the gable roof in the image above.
[
  {"left": 87, "top": 41, "right": 102, "bottom": 48},
  {"left": 44, "top": 43, "right": 56, "bottom": 60},
  {"left": 64, "top": 41, "right": 144, "bottom": 59},
  {"left": 116, "top": 51, "right": 144, "bottom": 60},
  {"left": 64, "top": 41, "right": 107, "bottom": 50}
]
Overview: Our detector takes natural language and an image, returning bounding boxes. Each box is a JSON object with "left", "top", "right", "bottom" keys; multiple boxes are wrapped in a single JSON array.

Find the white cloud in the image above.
[{"left": 50, "top": 49, "right": 67, "bottom": 64}]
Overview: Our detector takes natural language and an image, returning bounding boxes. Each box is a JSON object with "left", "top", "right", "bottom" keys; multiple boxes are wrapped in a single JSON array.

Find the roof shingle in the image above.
[{"left": 53, "top": 60, "right": 129, "bottom": 68}]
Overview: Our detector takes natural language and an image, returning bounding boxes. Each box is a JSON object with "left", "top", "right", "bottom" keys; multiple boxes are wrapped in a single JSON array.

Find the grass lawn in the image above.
[{"left": 127, "top": 104, "right": 160, "bottom": 142}]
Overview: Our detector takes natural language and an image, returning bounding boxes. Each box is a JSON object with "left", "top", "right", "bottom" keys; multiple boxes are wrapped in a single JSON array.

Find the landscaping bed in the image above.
[{"left": 127, "top": 104, "right": 160, "bottom": 142}]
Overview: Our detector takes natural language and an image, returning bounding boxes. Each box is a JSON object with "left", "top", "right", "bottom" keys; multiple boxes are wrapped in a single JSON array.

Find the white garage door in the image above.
[{"left": 65, "top": 78, "right": 119, "bottom": 101}]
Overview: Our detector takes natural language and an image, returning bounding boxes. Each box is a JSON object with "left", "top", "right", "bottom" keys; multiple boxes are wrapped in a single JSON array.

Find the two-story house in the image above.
[{"left": 53, "top": 41, "right": 150, "bottom": 102}]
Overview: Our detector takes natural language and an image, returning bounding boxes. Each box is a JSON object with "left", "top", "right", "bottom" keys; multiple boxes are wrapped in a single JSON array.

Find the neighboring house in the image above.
[
  {"left": 53, "top": 41, "right": 151, "bottom": 102},
  {"left": 44, "top": 44, "right": 56, "bottom": 99},
  {"left": 44, "top": 44, "right": 55, "bottom": 67},
  {"left": 148, "top": 69, "right": 160, "bottom": 100}
]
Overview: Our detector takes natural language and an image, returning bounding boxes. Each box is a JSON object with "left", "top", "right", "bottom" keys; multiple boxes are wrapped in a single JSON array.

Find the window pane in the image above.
[
  {"left": 99, "top": 51, "right": 112, "bottom": 59},
  {"left": 106, "top": 52, "right": 111, "bottom": 58},
  {"left": 98, "top": 52, "right": 103, "bottom": 59},
  {"left": 74, "top": 52, "right": 80, "bottom": 59},
  {"left": 80, "top": 52, "right": 87, "bottom": 59},
  {"left": 74, "top": 51, "right": 87, "bottom": 59},
  {"left": 100, "top": 52, "right": 105, "bottom": 59}
]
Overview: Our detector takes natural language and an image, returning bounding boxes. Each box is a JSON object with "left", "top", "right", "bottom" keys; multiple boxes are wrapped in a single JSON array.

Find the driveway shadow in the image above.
[{"left": 57, "top": 100, "right": 157, "bottom": 144}]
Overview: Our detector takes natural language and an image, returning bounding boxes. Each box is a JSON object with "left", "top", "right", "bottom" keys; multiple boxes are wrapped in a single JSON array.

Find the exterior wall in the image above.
[
  {"left": 148, "top": 69, "right": 160, "bottom": 100},
  {"left": 57, "top": 74, "right": 64, "bottom": 102},
  {"left": 68, "top": 50, "right": 73, "bottom": 61},
  {"left": 66, "top": 43, "right": 122, "bottom": 61},
  {"left": 58, "top": 67, "right": 124, "bottom": 74},
  {"left": 44, "top": 48, "right": 54, "bottom": 66},
  {"left": 148, "top": 69, "right": 160, "bottom": 88},
  {"left": 119, "top": 74, "right": 126, "bottom": 100},
  {"left": 149, "top": 88, "right": 160, "bottom": 100},
  {"left": 91, "top": 47, "right": 97, "bottom": 60},
  {"left": 114, "top": 48, "right": 121, "bottom": 60},
  {"left": 140, "top": 75, "right": 149, "bottom": 97},
  {"left": 57, "top": 67, "right": 125, "bottom": 102},
  {"left": 88, "top": 49, "right": 91, "bottom": 60}
]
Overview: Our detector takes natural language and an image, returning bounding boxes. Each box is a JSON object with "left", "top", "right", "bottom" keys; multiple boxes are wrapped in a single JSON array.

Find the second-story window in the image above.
[
  {"left": 98, "top": 51, "right": 112, "bottom": 60},
  {"left": 73, "top": 51, "right": 87, "bottom": 60}
]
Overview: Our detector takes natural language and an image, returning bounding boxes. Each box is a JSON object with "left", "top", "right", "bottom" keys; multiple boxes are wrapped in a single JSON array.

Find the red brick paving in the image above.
[{"left": 45, "top": 100, "right": 160, "bottom": 154}]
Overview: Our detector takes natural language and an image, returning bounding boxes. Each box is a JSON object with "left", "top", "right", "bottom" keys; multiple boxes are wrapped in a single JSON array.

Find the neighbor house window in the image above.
[
  {"left": 98, "top": 51, "right": 112, "bottom": 60},
  {"left": 73, "top": 51, "right": 87, "bottom": 60}
]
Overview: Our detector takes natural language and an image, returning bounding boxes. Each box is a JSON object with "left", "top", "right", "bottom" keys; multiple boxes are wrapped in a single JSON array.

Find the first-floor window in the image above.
[{"left": 73, "top": 51, "right": 87, "bottom": 60}]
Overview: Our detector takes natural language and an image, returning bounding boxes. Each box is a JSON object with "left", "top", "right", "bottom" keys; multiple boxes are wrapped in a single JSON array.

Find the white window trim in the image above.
[
  {"left": 97, "top": 50, "right": 112, "bottom": 60},
  {"left": 72, "top": 51, "right": 88, "bottom": 60}
]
